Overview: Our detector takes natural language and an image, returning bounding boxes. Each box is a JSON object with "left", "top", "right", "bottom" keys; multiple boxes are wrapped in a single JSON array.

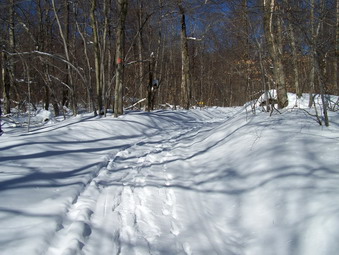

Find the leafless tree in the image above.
[
  {"left": 114, "top": 0, "right": 128, "bottom": 117},
  {"left": 263, "top": 0, "right": 288, "bottom": 108}
]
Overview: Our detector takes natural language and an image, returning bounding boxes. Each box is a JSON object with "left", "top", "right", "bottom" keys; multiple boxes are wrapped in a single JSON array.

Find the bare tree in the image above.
[
  {"left": 336, "top": 0, "right": 339, "bottom": 94},
  {"left": 263, "top": 0, "right": 288, "bottom": 108},
  {"left": 308, "top": 0, "right": 330, "bottom": 126},
  {"left": 2, "top": 0, "right": 16, "bottom": 114},
  {"left": 137, "top": 0, "right": 145, "bottom": 106},
  {"left": 114, "top": 0, "right": 128, "bottom": 117},
  {"left": 90, "top": 0, "right": 103, "bottom": 115},
  {"left": 1, "top": 46, "right": 10, "bottom": 115},
  {"left": 308, "top": 0, "right": 317, "bottom": 108},
  {"left": 284, "top": 0, "right": 301, "bottom": 98},
  {"left": 178, "top": 0, "right": 191, "bottom": 109},
  {"left": 0, "top": 0, "right": 337, "bottom": 119},
  {"left": 52, "top": 0, "right": 77, "bottom": 115}
]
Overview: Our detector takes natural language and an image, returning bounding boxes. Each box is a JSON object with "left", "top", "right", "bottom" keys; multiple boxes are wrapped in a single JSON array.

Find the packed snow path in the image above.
[
  {"left": 44, "top": 109, "right": 236, "bottom": 255},
  {"left": 46, "top": 116, "right": 211, "bottom": 255},
  {"left": 1, "top": 105, "right": 339, "bottom": 255}
]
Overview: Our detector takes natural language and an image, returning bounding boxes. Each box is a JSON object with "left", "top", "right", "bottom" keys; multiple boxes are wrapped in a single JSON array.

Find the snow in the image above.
[
  {"left": 255, "top": 89, "right": 338, "bottom": 111},
  {"left": 1, "top": 94, "right": 339, "bottom": 255}
]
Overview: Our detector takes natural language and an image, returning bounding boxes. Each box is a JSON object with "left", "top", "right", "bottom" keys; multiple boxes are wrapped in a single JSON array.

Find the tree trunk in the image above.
[
  {"left": 284, "top": 0, "right": 301, "bottom": 98},
  {"left": 102, "top": 0, "right": 110, "bottom": 116},
  {"left": 179, "top": 2, "right": 191, "bottom": 110},
  {"left": 243, "top": 0, "right": 252, "bottom": 104},
  {"left": 51, "top": 93, "right": 60, "bottom": 117},
  {"left": 138, "top": 0, "right": 144, "bottom": 106},
  {"left": 44, "top": 83, "right": 50, "bottom": 110},
  {"left": 289, "top": 22, "right": 301, "bottom": 98},
  {"left": 308, "top": 0, "right": 316, "bottom": 107},
  {"left": 75, "top": 7, "right": 96, "bottom": 115},
  {"left": 3, "top": 0, "right": 16, "bottom": 114},
  {"left": 52, "top": 0, "right": 77, "bottom": 115},
  {"left": 315, "top": 59, "right": 329, "bottom": 126},
  {"left": 263, "top": 0, "right": 288, "bottom": 108},
  {"left": 37, "top": 0, "right": 50, "bottom": 111},
  {"left": 114, "top": 0, "right": 128, "bottom": 117},
  {"left": 62, "top": 0, "right": 70, "bottom": 109},
  {"left": 309, "top": 0, "right": 329, "bottom": 126},
  {"left": 90, "top": 0, "right": 102, "bottom": 115},
  {"left": 2, "top": 48, "right": 10, "bottom": 115},
  {"left": 335, "top": 0, "right": 339, "bottom": 94},
  {"left": 147, "top": 54, "right": 157, "bottom": 111}
]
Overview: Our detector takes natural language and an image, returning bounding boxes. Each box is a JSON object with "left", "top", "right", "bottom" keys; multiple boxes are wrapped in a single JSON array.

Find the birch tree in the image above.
[{"left": 263, "top": 0, "right": 288, "bottom": 108}]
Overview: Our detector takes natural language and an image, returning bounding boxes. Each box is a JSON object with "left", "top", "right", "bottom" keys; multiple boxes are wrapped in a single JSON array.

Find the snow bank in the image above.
[{"left": 254, "top": 90, "right": 339, "bottom": 110}]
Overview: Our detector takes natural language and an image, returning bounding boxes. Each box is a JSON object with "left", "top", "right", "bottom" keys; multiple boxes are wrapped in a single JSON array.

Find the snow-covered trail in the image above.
[
  {"left": 45, "top": 108, "right": 232, "bottom": 255},
  {"left": 1, "top": 105, "right": 339, "bottom": 255}
]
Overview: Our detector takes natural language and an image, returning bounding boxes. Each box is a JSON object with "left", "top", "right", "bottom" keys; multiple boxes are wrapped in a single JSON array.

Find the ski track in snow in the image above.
[
  {"left": 45, "top": 113, "right": 219, "bottom": 255},
  {"left": 2, "top": 95, "right": 339, "bottom": 255},
  {"left": 2, "top": 101, "right": 339, "bottom": 255}
]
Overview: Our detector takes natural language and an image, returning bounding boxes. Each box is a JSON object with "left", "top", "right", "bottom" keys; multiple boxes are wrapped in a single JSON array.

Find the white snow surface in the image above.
[{"left": 1, "top": 97, "right": 339, "bottom": 255}]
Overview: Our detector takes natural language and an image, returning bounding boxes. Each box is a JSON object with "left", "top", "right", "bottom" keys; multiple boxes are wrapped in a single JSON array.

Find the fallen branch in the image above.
[{"left": 124, "top": 98, "right": 146, "bottom": 110}]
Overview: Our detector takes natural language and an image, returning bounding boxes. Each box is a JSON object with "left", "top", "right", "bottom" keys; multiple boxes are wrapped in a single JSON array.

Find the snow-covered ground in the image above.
[{"left": 0, "top": 95, "right": 339, "bottom": 255}]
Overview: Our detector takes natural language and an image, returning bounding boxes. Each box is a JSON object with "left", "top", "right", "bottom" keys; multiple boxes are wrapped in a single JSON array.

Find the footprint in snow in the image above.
[
  {"left": 183, "top": 242, "right": 192, "bottom": 255},
  {"left": 170, "top": 221, "right": 180, "bottom": 236}
]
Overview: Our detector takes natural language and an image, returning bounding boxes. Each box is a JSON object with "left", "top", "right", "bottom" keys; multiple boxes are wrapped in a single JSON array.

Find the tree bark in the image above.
[
  {"left": 2, "top": 48, "right": 10, "bottom": 115},
  {"left": 179, "top": 2, "right": 191, "bottom": 110},
  {"left": 90, "top": 0, "right": 102, "bottom": 115},
  {"left": 52, "top": 0, "right": 77, "bottom": 115},
  {"left": 308, "top": 0, "right": 329, "bottom": 126},
  {"left": 335, "top": 0, "right": 339, "bottom": 94},
  {"left": 308, "top": 0, "right": 316, "bottom": 107},
  {"left": 284, "top": 0, "right": 301, "bottom": 98},
  {"left": 263, "top": 0, "right": 288, "bottom": 108},
  {"left": 114, "top": 0, "right": 128, "bottom": 117},
  {"left": 315, "top": 57, "right": 329, "bottom": 126},
  {"left": 37, "top": 0, "right": 50, "bottom": 111},
  {"left": 243, "top": 0, "right": 252, "bottom": 104},
  {"left": 102, "top": 0, "right": 110, "bottom": 116},
  {"left": 3, "top": 0, "right": 16, "bottom": 114},
  {"left": 75, "top": 7, "right": 96, "bottom": 115},
  {"left": 138, "top": 0, "right": 144, "bottom": 106},
  {"left": 61, "top": 0, "right": 69, "bottom": 109}
]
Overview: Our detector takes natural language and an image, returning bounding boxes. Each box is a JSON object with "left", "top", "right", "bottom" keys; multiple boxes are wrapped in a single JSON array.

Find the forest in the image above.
[
  {"left": 0, "top": 0, "right": 338, "bottom": 119},
  {"left": 1, "top": 1, "right": 339, "bottom": 253}
]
